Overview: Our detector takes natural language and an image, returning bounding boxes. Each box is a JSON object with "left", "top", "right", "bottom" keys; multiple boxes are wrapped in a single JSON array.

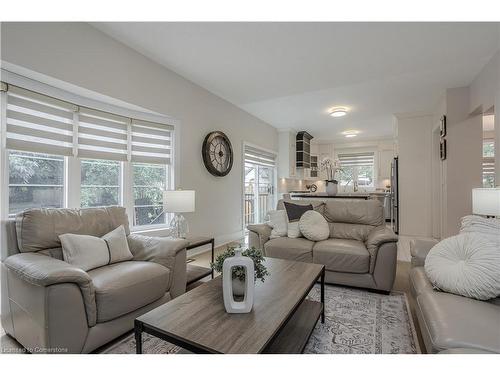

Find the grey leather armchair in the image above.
[
  {"left": 248, "top": 199, "right": 398, "bottom": 293},
  {"left": 1, "top": 206, "right": 188, "bottom": 353}
]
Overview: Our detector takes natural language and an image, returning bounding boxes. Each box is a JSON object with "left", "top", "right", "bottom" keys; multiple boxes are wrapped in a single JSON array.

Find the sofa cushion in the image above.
[
  {"left": 417, "top": 291, "right": 500, "bottom": 353},
  {"left": 313, "top": 239, "right": 370, "bottom": 273},
  {"left": 15, "top": 206, "right": 130, "bottom": 253},
  {"left": 328, "top": 222, "right": 374, "bottom": 242},
  {"left": 324, "top": 199, "right": 384, "bottom": 226},
  {"left": 88, "top": 261, "right": 169, "bottom": 323},
  {"left": 264, "top": 237, "right": 314, "bottom": 263}
]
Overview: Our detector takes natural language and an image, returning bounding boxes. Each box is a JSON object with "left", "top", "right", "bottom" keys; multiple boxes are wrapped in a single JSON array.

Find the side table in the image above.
[{"left": 185, "top": 236, "right": 215, "bottom": 285}]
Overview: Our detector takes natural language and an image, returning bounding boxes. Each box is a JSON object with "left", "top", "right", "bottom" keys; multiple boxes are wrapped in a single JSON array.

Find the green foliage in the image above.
[
  {"left": 8, "top": 152, "right": 168, "bottom": 225},
  {"left": 483, "top": 141, "right": 494, "bottom": 157},
  {"left": 211, "top": 247, "right": 269, "bottom": 282}
]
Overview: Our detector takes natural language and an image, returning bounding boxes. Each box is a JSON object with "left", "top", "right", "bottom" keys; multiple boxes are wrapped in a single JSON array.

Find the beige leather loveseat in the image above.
[
  {"left": 248, "top": 199, "right": 398, "bottom": 293},
  {"left": 410, "top": 239, "right": 500, "bottom": 354},
  {"left": 1, "top": 206, "right": 188, "bottom": 353}
]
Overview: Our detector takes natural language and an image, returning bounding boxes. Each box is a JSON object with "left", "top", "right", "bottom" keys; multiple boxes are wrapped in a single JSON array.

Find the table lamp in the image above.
[
  {"left": 472, "top": 188, "right": 500, "bottom": 217},
  {"left": 163, "top": 190, "right": 196, "bottom": 238}
]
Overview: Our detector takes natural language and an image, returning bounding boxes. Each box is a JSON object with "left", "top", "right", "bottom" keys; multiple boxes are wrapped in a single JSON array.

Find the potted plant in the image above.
[
  {"left": 320, "top": 158, "right": 342, "bottom": 195},
  {"left": 211, "top": 247, "right": 269, "bottom": 296}
]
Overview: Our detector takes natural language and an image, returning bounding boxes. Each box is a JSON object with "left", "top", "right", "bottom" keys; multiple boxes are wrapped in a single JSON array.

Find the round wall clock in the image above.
[{"left": 202, "top": 131, "right": 233, "bottom": 177}]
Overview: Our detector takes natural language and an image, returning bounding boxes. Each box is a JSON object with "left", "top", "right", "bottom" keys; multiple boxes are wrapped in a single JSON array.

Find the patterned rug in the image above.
[{"left": 103, "top": 284, "right": 419, "bottom": 354}]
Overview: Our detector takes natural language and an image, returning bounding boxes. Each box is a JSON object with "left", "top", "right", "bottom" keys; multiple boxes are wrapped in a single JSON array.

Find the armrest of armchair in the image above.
[
  {"left": 365, "top": 226, "right": 398, "bottom": 273},
  {"left": 410, "top": 238, "right": 438, "bottom": 267},
  {"left": 4, "top": 252, "right": 96, "bottom": 326},
  {"left": 127, "top": 234, "right": 189, "bottom": 297},
  {"left": 247, "top": 224, "right": 272, "bottom": 252}
]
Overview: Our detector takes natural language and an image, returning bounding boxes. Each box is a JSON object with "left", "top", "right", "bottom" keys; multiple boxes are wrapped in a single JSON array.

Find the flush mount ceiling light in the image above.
[
  {"left": 329, "top": 108, "right": 348, "bottom": 118},
  {"left": 342, "top": 130, "right": 360, "bottom": 138}
]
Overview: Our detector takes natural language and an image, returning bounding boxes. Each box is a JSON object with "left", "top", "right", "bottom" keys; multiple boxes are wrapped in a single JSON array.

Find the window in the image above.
[
  {"left": 483, "top": 139, "right": 495, "bottom": 188},
  {"left": 2, "top": 81, "right": 174, "bottom": 228},
  {"left": 337, "top": 152, "right": 375, "bottom": 188},
  {"left": 133, "top": 163, "right": 168, "bottom": 226},
  {"left": 8, "top": 151, "right": 64, "bottom": 215},
  {"left": 81, "top": 159, "right": 122, "bottom": 207}
]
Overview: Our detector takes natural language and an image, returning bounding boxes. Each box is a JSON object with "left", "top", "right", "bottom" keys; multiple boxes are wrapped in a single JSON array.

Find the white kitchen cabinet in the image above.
[
  {"left": 378, "top": 149, "right": 394, "bottom": 180},
  {"left": 278, "top": 130, "right": 297, "bottom": 178}
]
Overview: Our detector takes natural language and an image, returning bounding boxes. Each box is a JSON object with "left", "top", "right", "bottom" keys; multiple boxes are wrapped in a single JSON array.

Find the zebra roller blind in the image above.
[
  {"left": 4, "top": 85, "right": 75, "bottom": 156},
  {"left": 2, "top": 83, "right": 173, "bottom": 164},
  {"left": 338, "top": 152, "right": 375, "bottom": 167},
  {"left": 244, "top": 145, "right": 276, "bottom": 167}
]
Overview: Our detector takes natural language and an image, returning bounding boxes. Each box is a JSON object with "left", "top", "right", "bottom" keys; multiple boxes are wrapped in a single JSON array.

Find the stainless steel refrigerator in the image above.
[{"left": 390, "top": 157, "right": 399, "bottom": 234}]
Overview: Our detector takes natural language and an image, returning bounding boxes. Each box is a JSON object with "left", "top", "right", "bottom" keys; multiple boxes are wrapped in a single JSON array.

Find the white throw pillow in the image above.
[
  {"left": 102, "top": 225, "right": 133, "bottom": 263},
  {"left": 60, "top": 233, "right": 110, "bottom": 271},
  {"left": 299, "top": 210, "right": 330, "bottom": 241},
  {"left": 60, "top": 225, "right": 133, "bottom": 271},
  {"left": 267, "top": 210, "right": 288, "bottom": 239},
  {"left": 287, "top": 221, "right": 302, "bottom": 238},
  {"left": 424, "top": 232, "right": 500, "bottom": 300}
]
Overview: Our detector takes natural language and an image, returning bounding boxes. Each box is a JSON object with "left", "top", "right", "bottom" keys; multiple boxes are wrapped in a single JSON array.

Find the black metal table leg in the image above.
[
  {"left": 211, "top": 239, "right": 215, "bottom": 279},
  {"left": 135, "top": 320, "right": 143, "bottom": 354},
  {"left": 321, "top": 267, "right": 325, "bottom": 323}
]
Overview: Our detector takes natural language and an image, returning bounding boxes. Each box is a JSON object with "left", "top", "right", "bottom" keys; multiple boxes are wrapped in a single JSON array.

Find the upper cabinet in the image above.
[
  {"left": 378, "top": 148, "right": 394, "bottom": 180},
  {"left": 278, "top": 130, "right": 297, "bottom": 178},
  {"left": 296, "top": 131, "right": 313, "bottom": 168}
]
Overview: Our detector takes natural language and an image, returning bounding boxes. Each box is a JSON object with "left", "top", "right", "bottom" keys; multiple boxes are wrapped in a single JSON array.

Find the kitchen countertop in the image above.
[{"left": 290, "top": 194, "right": 371, "bottom": 199}]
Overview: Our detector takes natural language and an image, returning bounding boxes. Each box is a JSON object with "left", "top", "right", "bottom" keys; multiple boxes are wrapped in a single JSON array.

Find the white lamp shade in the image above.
[
  {"left": 163, "top": 190, "right": 195, "bottom": 213},
  {"left": 472, "top": 188, "right": 500, "bottom": 216}
]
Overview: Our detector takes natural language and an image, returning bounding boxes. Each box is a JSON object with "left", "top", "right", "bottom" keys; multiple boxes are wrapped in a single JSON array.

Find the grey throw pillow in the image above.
[
  {"left": 60, "top": 225, "right": 133, "bottom": 271},
  {"left": 59, "top": 233, "right": 110, "bottom": 271},
  {"left": 102, "top": 225, "right": 133, "bottom": 263}
]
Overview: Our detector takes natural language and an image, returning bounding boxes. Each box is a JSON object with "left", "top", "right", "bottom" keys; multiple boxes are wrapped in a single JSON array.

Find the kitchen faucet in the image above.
[{"left": 353, "top": 181, "right": 359, "bottom": 192}]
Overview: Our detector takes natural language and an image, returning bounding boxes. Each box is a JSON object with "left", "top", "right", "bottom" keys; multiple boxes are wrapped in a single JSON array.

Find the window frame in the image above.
[
  {"left": 79, "top": 158, "right": 123, "bottom": 209},
  {"left": 129, "top": 162, "right": 173, "bottom": 231},
  {"left": 482, "top": 138, "right": 495, "bottom": 188},
  {"left": 334, "top": 148, "right": 378, "bottom": 191},
  {"left": 7, "top": 150, "right": 66, "bottom": 218}
]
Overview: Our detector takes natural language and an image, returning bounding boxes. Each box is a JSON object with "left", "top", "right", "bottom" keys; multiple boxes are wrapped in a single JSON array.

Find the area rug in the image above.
[{"left": 102, "top": 284, "right": 419, "bottom": 354}]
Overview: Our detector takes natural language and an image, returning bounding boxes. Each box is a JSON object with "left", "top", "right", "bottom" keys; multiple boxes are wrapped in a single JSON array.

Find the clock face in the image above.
[{"left": 202, "top": 131, "right": 233, "bottom": 177}]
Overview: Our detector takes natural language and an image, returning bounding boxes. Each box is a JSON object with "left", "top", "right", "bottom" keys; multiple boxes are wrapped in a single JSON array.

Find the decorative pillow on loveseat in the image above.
[
  {"left": 424, "top": 232, "right": 500, "bottom": 300},
  {"left": 283, "top": 202, "right": 313, "bottom": 238},
  {"left": 299, "top": 210, "right": 329, "bottom": 241},
  {"left": 60, "top": 225, "right": 133, "bottom": 271},
  {"left": 267, "top": 210, "right": 288, "bottom": 238}
]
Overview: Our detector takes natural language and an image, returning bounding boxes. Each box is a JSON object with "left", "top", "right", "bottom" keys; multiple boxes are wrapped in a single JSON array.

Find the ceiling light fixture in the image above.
[
  {"left": 329, "top": 108, "right": 348, "bottom": 118},
  {"left": 342, "top": 130, "right": 360, "bottom": 138}
]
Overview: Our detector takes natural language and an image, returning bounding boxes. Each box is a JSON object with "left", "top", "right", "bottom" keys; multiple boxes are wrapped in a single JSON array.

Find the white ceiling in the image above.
[{"left": 92, "top": 22, "right": 499, "bottom": 142}]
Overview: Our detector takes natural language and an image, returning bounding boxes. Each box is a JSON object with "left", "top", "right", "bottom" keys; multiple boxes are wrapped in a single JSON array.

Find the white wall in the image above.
[
  {"left": 0, "top": 22, "right": 278, "bottom": 243},
  {"left": 469, "top": 50, "right": 500, "bottom": 179},
  {"left": 443, "top": 88, "right": 483, "bottom": 237},
  {"left": 396, "top": 114, "right": 434, "bottom": 237}
]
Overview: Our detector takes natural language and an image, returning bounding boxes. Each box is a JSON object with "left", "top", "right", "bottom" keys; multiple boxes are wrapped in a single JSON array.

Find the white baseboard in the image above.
[{"left": 187, "top": 230, "right": 245, "bottom": 258}]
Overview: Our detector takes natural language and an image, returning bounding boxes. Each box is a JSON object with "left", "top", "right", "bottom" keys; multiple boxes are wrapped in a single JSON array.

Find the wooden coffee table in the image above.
[{"left": 134, "top": 257, "right": 325, "bottom": 354}]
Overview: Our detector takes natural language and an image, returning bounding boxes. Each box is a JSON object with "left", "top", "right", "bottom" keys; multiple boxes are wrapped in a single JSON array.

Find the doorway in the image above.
[{"left": 243, "top": 145, "right": 277, "bottom": 227}]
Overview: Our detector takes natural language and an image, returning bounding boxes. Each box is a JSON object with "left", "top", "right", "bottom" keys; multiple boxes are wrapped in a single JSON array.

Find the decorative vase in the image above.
[
  {"left": 222, "top": 249, "right": 254, "bottom": 313},
  {"left": 232, "top": 278, "right": 246, "bottom": 296},
  {"left": 325, "top": 180, "right": 338, "bottom": 196}
]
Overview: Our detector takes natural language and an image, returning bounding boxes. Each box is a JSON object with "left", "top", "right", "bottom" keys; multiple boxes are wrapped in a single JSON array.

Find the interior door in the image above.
[{"left": 244, "top": 163, "right": 276, "bottom": 227}]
